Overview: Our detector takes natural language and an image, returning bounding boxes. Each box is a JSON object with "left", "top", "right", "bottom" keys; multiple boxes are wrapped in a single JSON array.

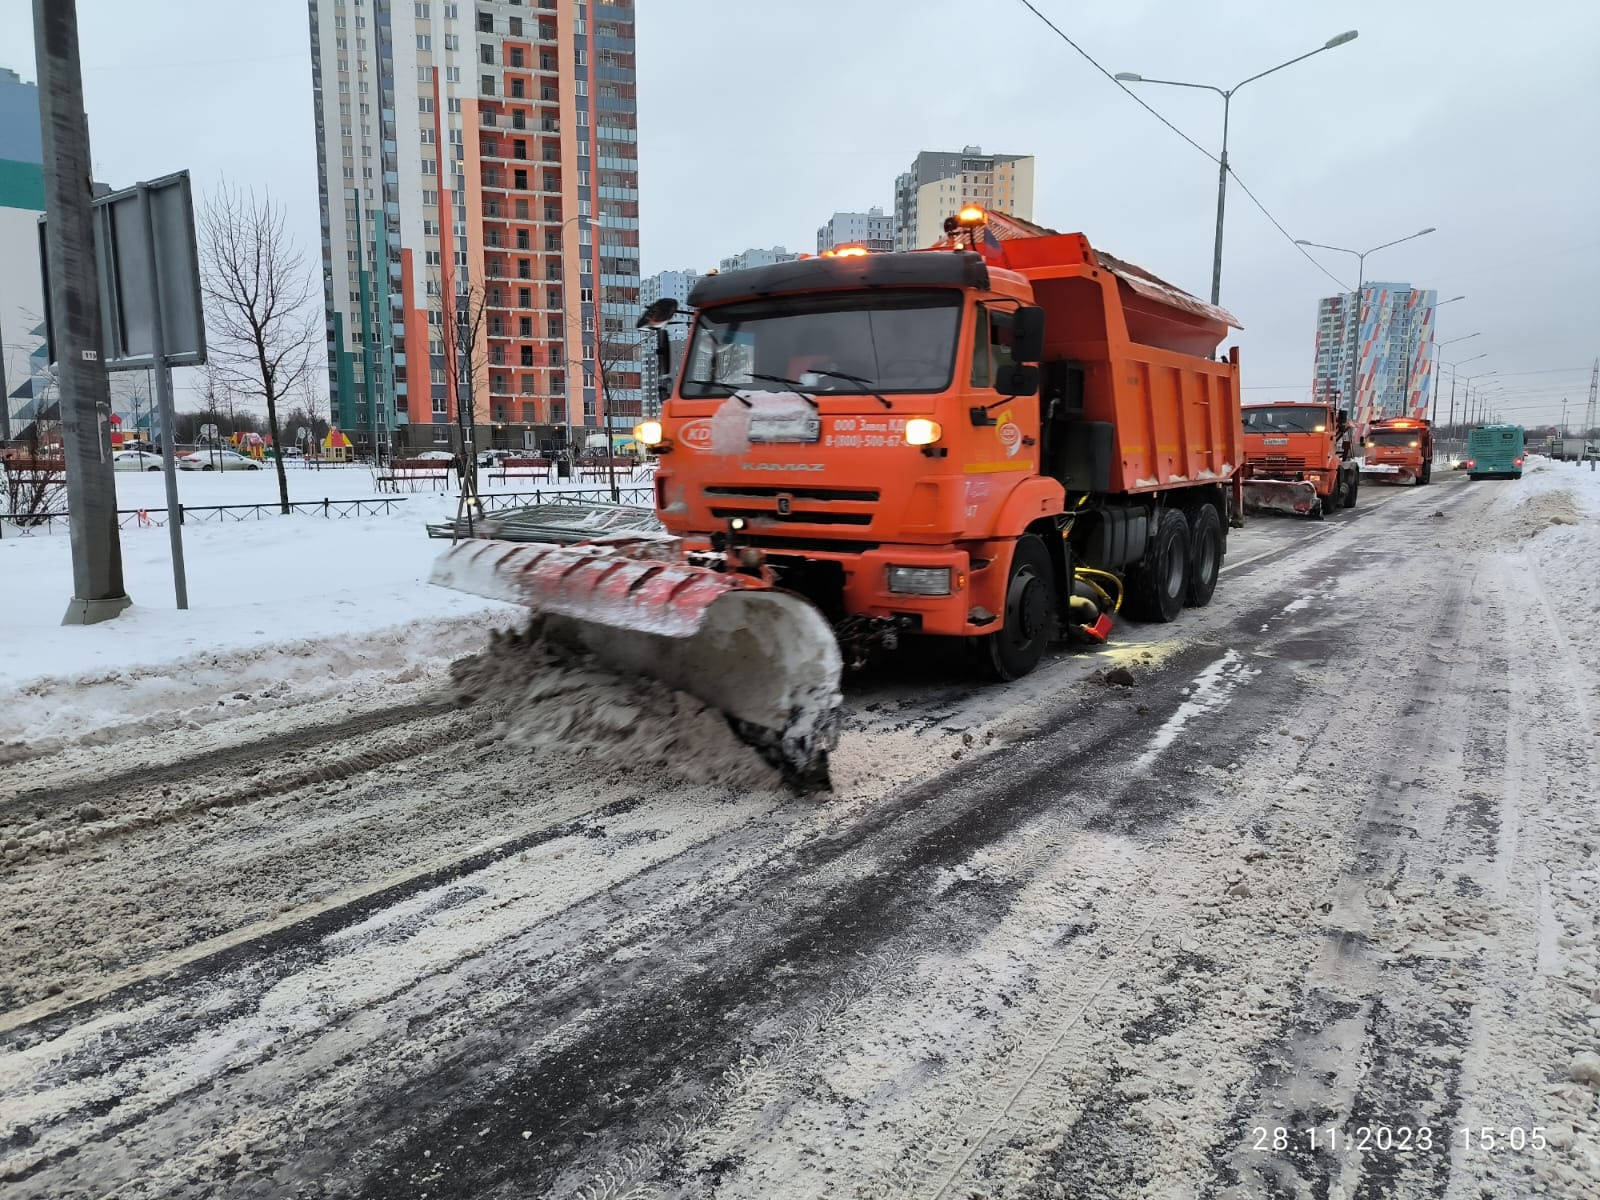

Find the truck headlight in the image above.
[
  {"left": 887, "top": 565, "right": 952, "bottom": 595},
  {"left": 904, "top": 418, "right": 942, "bottom": 446},
  {"left": 634, "top": 420, "right": 663, "bottom": 446}
]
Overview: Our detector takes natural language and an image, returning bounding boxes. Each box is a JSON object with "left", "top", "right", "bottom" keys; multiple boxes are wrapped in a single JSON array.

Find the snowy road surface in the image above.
[{"left": 3, "top": 464, "right": 1599, "bottom": 1199}]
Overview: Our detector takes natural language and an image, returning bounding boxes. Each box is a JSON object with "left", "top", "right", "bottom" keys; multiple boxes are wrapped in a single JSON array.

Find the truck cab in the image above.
[{"left": 1240, "top": 402, "right": 1360, "bottom": 517}]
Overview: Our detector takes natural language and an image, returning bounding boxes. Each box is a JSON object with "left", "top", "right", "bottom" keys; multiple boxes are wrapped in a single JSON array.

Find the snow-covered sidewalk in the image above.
[{"left": 0, "top": 486, "right": 520, "bottom": 758}]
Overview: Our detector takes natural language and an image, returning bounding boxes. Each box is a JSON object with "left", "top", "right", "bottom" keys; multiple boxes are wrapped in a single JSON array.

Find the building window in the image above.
[
  {"left": 444, "top": 33, "right": 459, "bottom": 50},
  {"left": 480, "top": 44, "right": 494, "bottom": 64},
  {"left": 514, "top": 168, "right": 528, "bottom": 189},
  {"left": 477, "top": 10, "right": 493, "bottom": 32},
  {"left": 510, "top": 78, "right": 525, "bottom": 98},
  {"left": 416, "top": 34, "right": 431, "bottom": 49},
  {"left": 521, "top": 375, "right": 537, "bottom": 395},
  {"left": 518, "top": 257, "right": 532, "bottom": 279},
  {"left": 519, "top": 316, "right": 533, "bottom": 336},
  {"left": 509, "top": 47, "right": 524, "bottom": 68},
  {"left": 509, "top": 15, "right": 523, "bottom": 35},
  {"left": 519, "top": 287, "right": 532, "bottom": 307},
  {"left": 481, "top": 74, "right": 495, "bottom": 94},
  {"left": 521, "top": 345, "right": 534, "bottom": 366},
  {"left": 516, "top": 228, "right": 530, "bottom": 249}
]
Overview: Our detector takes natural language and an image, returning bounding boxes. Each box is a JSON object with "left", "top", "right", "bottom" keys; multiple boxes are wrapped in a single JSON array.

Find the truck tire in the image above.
[
  {"left": 976, "top": 535, "right": 1056, "bottom": 681},
  {"left": 1418, "top": 460, "right": 1432, "bottom": 485},
  {"left": 1185, "top": 503, "right": 1223, "bottom": 607},
  {"left": 1343, "top": 469, "right": 1359, "bottom": 508},
  {"left": 1125, "top": 508, "right": 1189, "bottom": 623}
]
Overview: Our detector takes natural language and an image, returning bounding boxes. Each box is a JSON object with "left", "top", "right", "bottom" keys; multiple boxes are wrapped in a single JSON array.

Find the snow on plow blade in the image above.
[
  {"left": 430, "top": 538, "right": 843, "bottom": 789},
  {"left": 1242, "top": 479, "right": 1320, "bottom": 517}
]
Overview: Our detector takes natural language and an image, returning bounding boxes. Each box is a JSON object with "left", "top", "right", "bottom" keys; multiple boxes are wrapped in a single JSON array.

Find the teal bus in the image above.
[{"left": 1465, "top": 424, "right": 1525, "bottom": 480}]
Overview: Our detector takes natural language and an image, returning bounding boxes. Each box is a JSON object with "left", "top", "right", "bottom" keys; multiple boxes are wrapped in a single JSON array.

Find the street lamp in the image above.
[
  {"left": 555, "top": 213, "right": 591, "bottom": 460},
  {"left": 1115, "top": 29, "right": 1357, "bottom": 305},
  {"left": 1428, "top": 330, "right": 1479, "bottom": 422},
  {"left": 1438, "top": 352, "right": 1487, "bottom": 440},
  {"left": 1295, "top": 227, "right": 1436, "bottom": 426}
]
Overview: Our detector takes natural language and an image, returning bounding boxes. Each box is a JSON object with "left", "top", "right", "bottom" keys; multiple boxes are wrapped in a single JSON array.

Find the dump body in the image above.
[
  {"left": 1363, "top": 416, "right": 1434, "bottom": 485},
  {"left": 1465, "top": 424, "right": 1525, "bottom": 479},
  {"left": 648, "top": 220, "right": 1242, "bottom": 648}
]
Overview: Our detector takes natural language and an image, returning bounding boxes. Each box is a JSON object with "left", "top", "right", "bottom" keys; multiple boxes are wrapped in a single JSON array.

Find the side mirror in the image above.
[
  {"left": 995, "top": 363, "right": 1040, "bottom": 397},
  {"left": 638, "top": 298, "right": 679, "bottom": 329},
  {"left": 655, "top": 328, "right": 673, "bottom": 402},
  {"left": 1011, "top": 305, "right": 1045, "bottom": 363}
]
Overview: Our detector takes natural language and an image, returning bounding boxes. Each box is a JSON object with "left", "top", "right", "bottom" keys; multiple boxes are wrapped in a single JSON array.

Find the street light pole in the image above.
[
  {"left": 1295, "top": 228, "right": 1436, "bottom": 428},
  {"left": 553, "top": 213, "right": 590, "bottom": 461},
  {"left": 1116, "top": 30, "right": 1357, "bottom": 305},
  {"left": 1438, "top": 353, "right": 1486, "bottom": 441},
  {"left": 1427, "top": 326, "right": 1477, "bottom": 423}
]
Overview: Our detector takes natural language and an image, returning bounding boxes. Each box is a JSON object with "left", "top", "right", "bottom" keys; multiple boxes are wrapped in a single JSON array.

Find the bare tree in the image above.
[{"left": 199, "top": 185, "right": 320, "bottom": 514}]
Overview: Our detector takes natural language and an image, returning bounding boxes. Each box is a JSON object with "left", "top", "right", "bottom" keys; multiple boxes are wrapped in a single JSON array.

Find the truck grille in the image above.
[
  {"left": 703, "top": 485, "right": 881, "bottom": 502},
  {"left": 1257, "top": 455, "right": 1309, "bottom": 470},
  {"left": 704, "top": 484, "right": 879, "bottom": 526}
]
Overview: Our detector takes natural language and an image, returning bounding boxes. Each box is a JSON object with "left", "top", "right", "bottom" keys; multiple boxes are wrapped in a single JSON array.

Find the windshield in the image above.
[
  {"left": 1242, "top": 406, "right": 1329, "bottom": 433},
  {"left": 680, "top": 291, "right": 962, "bottom": 400},
  {"left": 1370, "top": 431, "right": 1421, "bottom": 447}
]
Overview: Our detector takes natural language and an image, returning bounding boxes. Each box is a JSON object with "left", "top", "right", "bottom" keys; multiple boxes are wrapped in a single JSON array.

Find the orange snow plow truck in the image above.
[
  {"left": 432, "top": 209, "right": 1243, "bottom": 787},
  {"left": 1361, "top": 416, "right": 1434, "bottom": 485}
]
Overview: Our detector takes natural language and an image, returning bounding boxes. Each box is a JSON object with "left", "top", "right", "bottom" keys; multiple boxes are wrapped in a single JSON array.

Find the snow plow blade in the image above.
[
  {"left": 1241, "top": 479, "right": 1321, "bottom": 517},
  {"left": 430, "top": 538, "right": 843, "bottom": 789}
]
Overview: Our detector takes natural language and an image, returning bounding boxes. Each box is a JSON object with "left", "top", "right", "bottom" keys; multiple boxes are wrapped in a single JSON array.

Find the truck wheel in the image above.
[
  {"left": 1185, "top": 504, "right": 1223, "bottom": 607},
  {"left": 1125, "top": 508, "right": 1189, "bottom": 623},
  {"left": 1343, "top": 470, "right": 1359, "bottom": 508},
  {"left": 976, "top": 535, "right": 1056, "bottom": 681},
  {"left": 1418, "top": 460, "right": 1432, "bottom": 485}
]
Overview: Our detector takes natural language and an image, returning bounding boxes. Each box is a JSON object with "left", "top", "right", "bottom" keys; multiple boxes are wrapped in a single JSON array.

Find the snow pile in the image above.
[{"left": 449, "top": 621, "right": 781, "bottom": 791}]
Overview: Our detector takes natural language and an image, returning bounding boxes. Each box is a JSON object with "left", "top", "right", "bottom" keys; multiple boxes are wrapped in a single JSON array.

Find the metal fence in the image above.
[
  {"left": 1, "top": 486, "right": 657, "bottom": 539},
  {"left": 1, "top": 496, "right": 414, "bottom": 538}
]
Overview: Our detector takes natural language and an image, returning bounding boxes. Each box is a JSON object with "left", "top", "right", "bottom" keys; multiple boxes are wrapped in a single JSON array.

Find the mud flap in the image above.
[
  {"left": 1241, "top": 480, "right": 1320, "bottom": 518},
  {"left": 430, "top": 538, "right": 843, "bottom": 789}
]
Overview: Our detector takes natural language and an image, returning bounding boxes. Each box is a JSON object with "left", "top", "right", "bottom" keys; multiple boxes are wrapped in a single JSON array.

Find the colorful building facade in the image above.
[
  {"left": 308, "top": 0, "right": 641, "bottom": 457},
  {"left": 1312, "top": 283, "right": 1438, "bottom": 430}
]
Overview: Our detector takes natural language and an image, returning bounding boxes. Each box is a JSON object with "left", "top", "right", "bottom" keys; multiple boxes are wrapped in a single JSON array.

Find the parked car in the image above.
[
  {"left": 476, "top": 448, "right": 517, "bottom": 468},
  {"left": 413, "top": 450, "right": 457, "bottom": 462},
  {"left": 112, "top": 449, "right": 163, "bottom": 472},
  {"left": 179, "top": 449, "right": 263, "bottom": 472}
]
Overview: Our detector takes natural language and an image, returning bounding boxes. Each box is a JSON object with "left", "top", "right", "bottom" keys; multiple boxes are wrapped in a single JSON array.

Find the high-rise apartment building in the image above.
[
  {"left": 717, "top": 245, "right": 799, "bottom": 274},
  {"left": 309, "top": 0, "right": 640, "bottom": 457},
  {"left": 894, "top": 147, "right": 1033, "bottom": 252},
  {"left": 816, "top": 206, "right": 894, "bottom": 254},
  {"left": 1311, "top": 284, "right": 1437, "bottom": 427},
  {"left": 638, "top": 267, "right": 696, "bottom": 417},
  {"left": 0, "top": 66, "right": 46, "bottom": 443}
]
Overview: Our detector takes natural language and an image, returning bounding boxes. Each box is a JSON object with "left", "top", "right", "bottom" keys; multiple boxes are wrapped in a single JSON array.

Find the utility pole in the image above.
[{"left": 35, "top": 0, "right": 130, "bottom": 624}]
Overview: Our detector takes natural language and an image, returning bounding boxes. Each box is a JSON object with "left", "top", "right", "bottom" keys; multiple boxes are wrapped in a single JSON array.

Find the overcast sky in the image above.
[{"left": 3, "top": 0, "right": 1596, "bottom": 425}]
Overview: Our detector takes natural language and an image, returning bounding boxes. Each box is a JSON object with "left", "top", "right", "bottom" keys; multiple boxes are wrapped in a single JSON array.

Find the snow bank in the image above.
[
  {"left": 0, "top": 502, "right": 520, "bottom": 757},
  {"left": 449, "top": 623, "right": 780, "bottom": 790}
]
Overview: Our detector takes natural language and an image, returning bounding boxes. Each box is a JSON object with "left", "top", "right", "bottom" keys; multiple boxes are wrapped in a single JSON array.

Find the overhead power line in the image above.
[{"left": 1013, "top": 0, "right": 1350, "bottom": 294}]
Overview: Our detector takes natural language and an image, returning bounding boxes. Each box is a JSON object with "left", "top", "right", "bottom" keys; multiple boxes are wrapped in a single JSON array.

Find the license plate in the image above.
[
  {"left": 1264, "top": 436, "right": 1289, "bottom": 446},
  {"left": 748, "top": 414, "right": 821, "bottom": 443}
]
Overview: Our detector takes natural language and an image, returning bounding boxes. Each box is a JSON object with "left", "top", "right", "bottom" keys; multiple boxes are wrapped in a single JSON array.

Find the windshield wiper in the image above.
[
  {"left": 805, "top": 368, "right": 892, "bottom": 409},
  {"left": 745, "top": 372, "right": 820, "bottom": 409},
  {"left": 681, "top": 377, "right": 752, "bottom": 407}
]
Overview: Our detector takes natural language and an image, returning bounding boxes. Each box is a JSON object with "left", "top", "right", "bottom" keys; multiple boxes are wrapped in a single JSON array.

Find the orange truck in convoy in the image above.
[
  {"left": 1240, "top": 401, "right": 1361, "bottom": 518},
  {"left": 432, "top": 208, "right": 1244, "bottom": 785},
  {"left": 1360, "top": 416, "right": 1434, "bottom": 485}
]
